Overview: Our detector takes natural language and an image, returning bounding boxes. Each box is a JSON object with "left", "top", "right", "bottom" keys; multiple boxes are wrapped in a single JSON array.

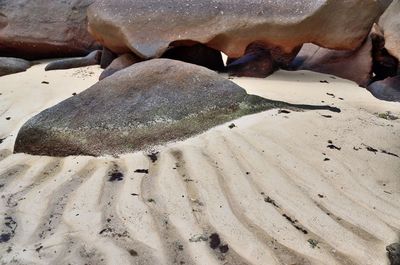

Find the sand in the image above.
[{"left": 0, "top": 62, "right": 399, "bottom": 265}]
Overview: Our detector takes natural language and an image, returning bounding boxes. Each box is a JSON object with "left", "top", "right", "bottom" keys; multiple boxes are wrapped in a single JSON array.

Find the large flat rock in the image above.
[{"left": 87, "top": 0, "right": 385, "bottom": 59}]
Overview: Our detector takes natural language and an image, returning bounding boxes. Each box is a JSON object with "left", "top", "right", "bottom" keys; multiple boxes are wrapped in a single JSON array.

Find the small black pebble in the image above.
[
  {"left": 41, "top": 81, "right": 49, "bottom": 84},
  {"left": 219, "top": 244, "right": 229, "bottom": 253},
  {"left": 35, "top": 246, "right": 43, "bottom": 252},
  {"left": 324, "top": 158, "right": 330, "bottom": 161},
  {"left": 209, "top": 233, "right": 221, "bottom": 249},
  {"left": 109, "top": 172, "right": 124, "bottom": 182},
  {"left": 129, "top": 249, "right": 138, "bottom": 256},
  {"left": 72, "top": 93, "right": 77, "bottom": 96},
  {"left": 5, "top": 117, "right": 11, "bottom": 120},
  {"left": 228, "top": 123, "right": 236, "bottom": 129}
]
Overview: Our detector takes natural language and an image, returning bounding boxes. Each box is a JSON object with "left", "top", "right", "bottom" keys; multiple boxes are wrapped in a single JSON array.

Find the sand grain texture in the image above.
[{"left": 0, "top": 62, "right": 399, "bottom": 265}]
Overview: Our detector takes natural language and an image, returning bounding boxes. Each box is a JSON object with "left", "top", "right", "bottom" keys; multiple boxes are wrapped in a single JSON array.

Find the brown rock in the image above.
[
  {"left": 100, "top": 47, "right": 117, "bottom": 69},
  {"left": 0, "top": 0, "right": 99, "bottom": 59},
  {"left": 291, "top": 38, "right": 373, "bottom": 86},
  {"left": 370, "top": 24, "right": 399, "bottom": 81},
  {"left": 379, "top": 0, "right": 400, "bottom": 61},
  {"left": 88, "top": 0, "right": 384, "bottom": 60},
  {"left": 227, "top": 43, "right": 276, "bottom": 78},
  {"left": 99, "top": 53, "right": 142, "bottom": 80}
]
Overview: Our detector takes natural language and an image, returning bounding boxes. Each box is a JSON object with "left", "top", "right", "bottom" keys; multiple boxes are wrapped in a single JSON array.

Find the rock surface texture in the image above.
[
  {"left": 387, "top": 243, "right": 400, "bottom": 265},
  {"left": 291, "top": 40, "right": 373, "bottom": 86},
  {"left": 0, "top": 57, "right": 31, "bottom": 76},
  {"left": 379, "top": 0, "right": 400, "bottom": 62},
  {"left": 14, "top": 59, "right": 339, "bottom": 157},
  {"left": 87, "top": 0, "right": 385, "bottom": 60},
  {"left": 0, "top": 0, "right": 99, "bottom": 59},
  {"left": 99, "top": 53, "right": 142, "bottom": 80},
  {"left": 368, "top": 75, "right": 400, "bottom": 102}
]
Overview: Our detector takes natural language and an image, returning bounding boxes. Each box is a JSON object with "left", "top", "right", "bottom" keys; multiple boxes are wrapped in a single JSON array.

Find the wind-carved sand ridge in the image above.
[{"left": 0, "top": 62, "right": 399, "bottom": 265}]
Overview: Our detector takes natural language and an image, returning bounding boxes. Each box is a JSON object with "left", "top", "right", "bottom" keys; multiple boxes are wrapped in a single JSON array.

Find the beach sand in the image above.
[{"left": 0, "top": 62, "right": 399, "bottom": 265}]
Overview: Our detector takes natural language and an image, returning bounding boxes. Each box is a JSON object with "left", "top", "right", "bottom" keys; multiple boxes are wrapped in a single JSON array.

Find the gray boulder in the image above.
[
  {"left": 387, "top": 243, "right": 400, "bottom": 265},
  {"left": 0, "top": 57, "right": 31, "bottom": 76},
  {"left": 14, "top": 59, "right": 339, "bottom": 157},
  {"left": 45, "top": 50, "right": 102, "bottom": 71},
  {"left": 368, "top": 75, "right": 400, "bottom": 102}
]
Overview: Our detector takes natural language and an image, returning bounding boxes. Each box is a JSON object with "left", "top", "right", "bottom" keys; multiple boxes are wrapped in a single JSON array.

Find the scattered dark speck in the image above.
[
  {"left": 321, "top": 115, "right": 332, "bottom": 118},
  {"left": 99, "top": 228, "right": 112, "bottom": 235},
  {"left": 365, "top": 146, "right": 378, "bottom": 154},
  {"left": 326, "top": 93, "right": 335, "bottom": 97},
  {"left": 109, "top": 171, "right": 124, "bottom": 182},
  {"left": 327, "top": 144, "right": 341, "bottom": 150},
  {"left": 5, "top": 117, "right": 11, "bottom": 120},
  {"left": 381, "top": 150, "right": 399, "bottom": 158},
  {"left": 0, "top": 233, "right": 11, "bottom": 243},
  {"left": 35, "top": 246, "right": 43, "bottom": 252},
  {"left": 128, "top": 249, "right": 138, "bottom": 256},
  {"left": 308, "top": 239, "right": 319, "bottom": 248},
  {"left": 278, "top": 109, "right": 291, "bottom": 114},
  {"left": 41, "top": 81, "right": 49, "bottom": 84},
  {"left": 320, "top": 80, "right": 329, "bottom": 84},
  {"left": 72, "top": 93, "right": 77, "bottom": 96},
  {"left": 147, "top": 152, "right": 159, "bottom": 163},
  {"left": 264, "top": 196, "right": 280, "bottom": 208},
  {"left": 209, "top": 233, "right": 221, "bottom": 249},
  {"left": 134, "top": 169, "right": 149, "bottom": 174},
  {"left": 131, "top": 193, "right": 139, "bottom": 196},
  {"left": 318, "top": 194, "right": 325, "bottom": 198},
  {"left": 324, "top": 158, "right": 330, "bottom": 161},
  {"left": 228, "top": 123, "right": 236, "bottom": 129},
  {"left": 219, "top": 244, "right": 229, "bottom": 253}
]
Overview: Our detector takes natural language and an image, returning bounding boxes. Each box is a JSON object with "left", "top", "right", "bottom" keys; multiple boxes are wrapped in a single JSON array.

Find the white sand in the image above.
[{"left": 0, "top": 62, "right": 399, "bottom": 265}]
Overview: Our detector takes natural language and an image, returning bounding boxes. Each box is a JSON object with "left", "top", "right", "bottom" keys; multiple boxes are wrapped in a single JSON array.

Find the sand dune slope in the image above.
[{"left": 0, "top": 63, "right": 399, "bottom": 265}]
